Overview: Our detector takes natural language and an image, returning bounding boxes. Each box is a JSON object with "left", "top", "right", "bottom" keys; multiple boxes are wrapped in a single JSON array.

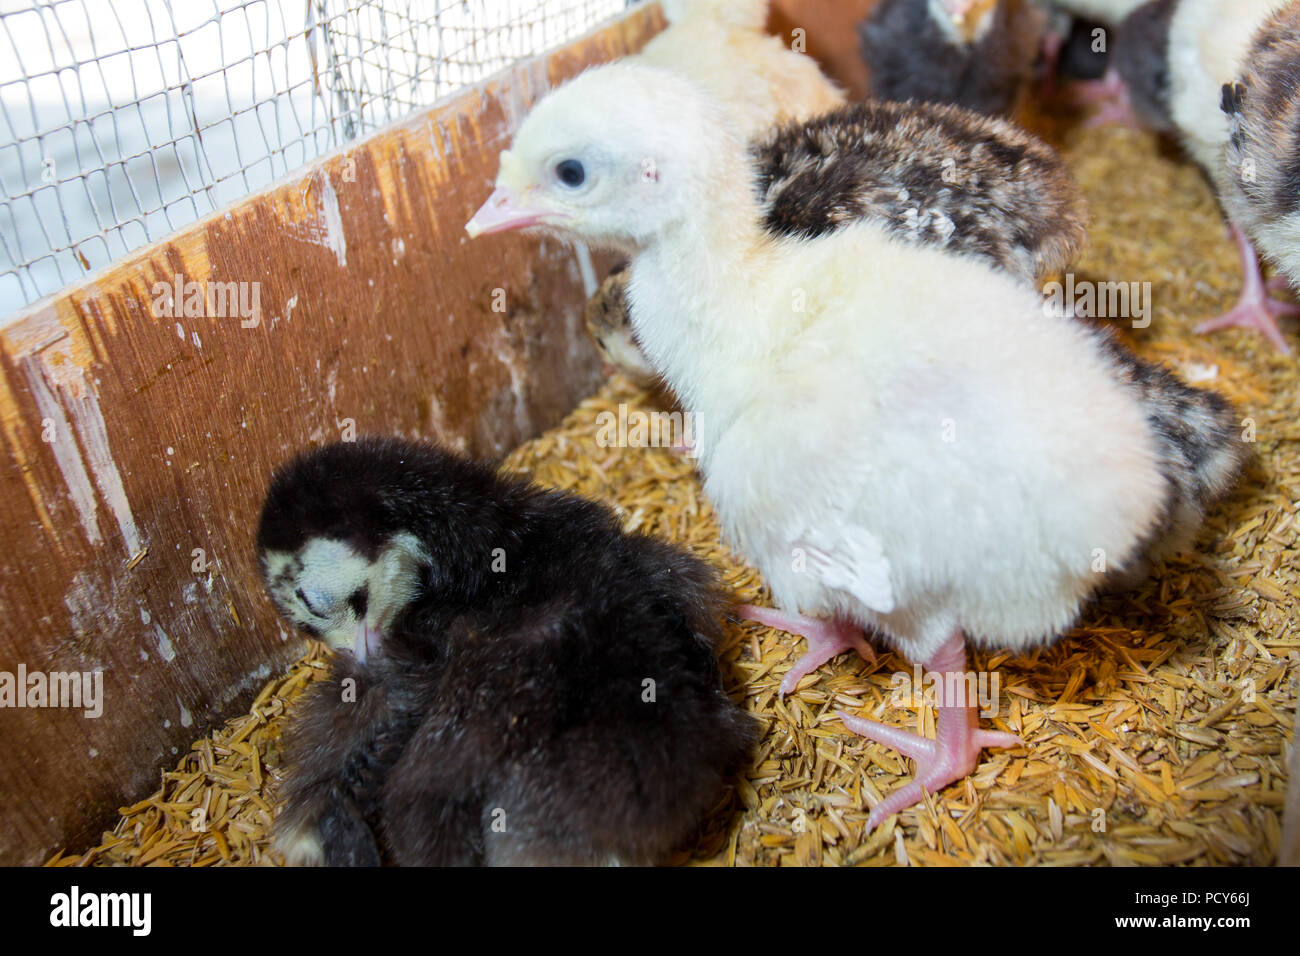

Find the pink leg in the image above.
[
  {"left": 1037, "top": 29, "right": 1063, "bottom": 100},
  {"left": 737, "top": 604, "right": 875, "bottom": 696},
  {"left": 837, "top": 631, "right": 1021, "bottom": 830},
  {"left": 1196, "top": 224, "right": 1296, "bottom": 354}
]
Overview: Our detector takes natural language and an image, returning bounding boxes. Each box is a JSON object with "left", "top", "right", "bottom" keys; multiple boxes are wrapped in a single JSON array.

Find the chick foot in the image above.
[
  {"left": 737, "top": 605, "right": 875, "bottom": 696},
  {"left": 837, "top": 631, "right": 1020, "bottom": 830},
  {"left": 1196, "top": 224, "right": 1295, "bottom": 354},
  {"left": 1065, "top": 70, "right": 1138, "bottom": 128}
]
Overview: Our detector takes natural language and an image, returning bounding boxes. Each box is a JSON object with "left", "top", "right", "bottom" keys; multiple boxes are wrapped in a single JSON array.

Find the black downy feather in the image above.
[{"left": 259, "top": 437, "right": 757, "bottom": 866}]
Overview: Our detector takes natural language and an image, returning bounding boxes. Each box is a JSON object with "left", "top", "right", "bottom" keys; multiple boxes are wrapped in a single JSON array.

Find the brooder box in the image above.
[{"left": 1, "top": 0, "right": 1295, "bottom": 868}]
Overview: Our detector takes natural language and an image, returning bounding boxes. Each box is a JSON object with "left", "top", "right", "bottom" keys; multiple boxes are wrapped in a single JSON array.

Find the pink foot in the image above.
[
  {"left": 837, "top": 632, "right": 1021, "bottom": 830},
  {"left": 1065, "top": 70, "right": 1139, "bottom": 128},
  {"left": 1196, "top": 224, "right": 1295, "bottom": 354},
  {"left": 737, "top": 605, "right": 875, "bottom": 696}
]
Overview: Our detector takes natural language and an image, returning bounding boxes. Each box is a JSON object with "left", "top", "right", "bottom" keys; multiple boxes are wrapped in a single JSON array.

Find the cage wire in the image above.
[{"left": 0, "top": 0, "right": 628, "bottom": 322}]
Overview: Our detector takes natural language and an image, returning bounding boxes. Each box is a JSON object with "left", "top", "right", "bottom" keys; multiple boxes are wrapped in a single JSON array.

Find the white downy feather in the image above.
[
  {"left": 1167, "top": 0, "right": 1288, "bottom": 172},
  {"left": 483, "top": 64, "right": 1172, "bottom": 664}
]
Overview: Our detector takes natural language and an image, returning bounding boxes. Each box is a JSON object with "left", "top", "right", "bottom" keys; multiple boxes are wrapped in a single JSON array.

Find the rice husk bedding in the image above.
[{"left": 51, "top": 109, "right": 1297, "bottom": 868}]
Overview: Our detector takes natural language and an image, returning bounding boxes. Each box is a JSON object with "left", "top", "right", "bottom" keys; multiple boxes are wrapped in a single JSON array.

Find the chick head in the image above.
[
  {"left": 465, "top": 63, "right": 723, "bottom": 249},
  {"left": 257, "top": 440, "right": 439, "bottom": 661}
]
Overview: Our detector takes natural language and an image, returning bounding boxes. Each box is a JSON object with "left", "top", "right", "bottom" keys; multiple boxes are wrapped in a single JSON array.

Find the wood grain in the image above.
[
  {"left": 770, "top": 0, "right": 880, "bottom": 100},
  {"left": 0, "top": 5, "right": 662, "bottom": 865}
]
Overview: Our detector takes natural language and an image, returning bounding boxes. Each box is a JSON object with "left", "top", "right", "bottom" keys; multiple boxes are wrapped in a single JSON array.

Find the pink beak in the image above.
[{"left": 465, "top": 186, "right": 565, "bottom": 237}]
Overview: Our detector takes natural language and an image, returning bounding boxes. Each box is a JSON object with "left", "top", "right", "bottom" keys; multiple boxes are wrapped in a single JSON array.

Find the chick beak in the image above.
[
  {"left": 465, "top": 186, "right": 564, "bottom": 237},
  {"left": 352, "top": 620, "right": 383, "bottom": 663}
]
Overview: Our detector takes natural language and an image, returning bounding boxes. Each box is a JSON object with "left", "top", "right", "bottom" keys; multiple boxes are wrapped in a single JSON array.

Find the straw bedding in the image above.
[{"left": 50, "top": 114, "right": 1298, "bottom": 868}]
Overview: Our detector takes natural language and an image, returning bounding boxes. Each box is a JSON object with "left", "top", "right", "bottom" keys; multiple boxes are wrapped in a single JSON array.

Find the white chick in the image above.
[
  {"left": 1167, "top": 0, "right": 1298, "bottom": 353},
  {"left": 465, "top": 63, "right": 1246, "bottom": 827}
]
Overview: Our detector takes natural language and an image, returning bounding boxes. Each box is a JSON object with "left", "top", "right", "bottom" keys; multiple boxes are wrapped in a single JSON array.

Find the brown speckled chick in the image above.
[
  {"left": 1167, "top": 0, "right": 1300, "bottom": 353},
  {"left": 583, "top": 262, "right": 656, "bottom": 389},
  {"left": 1216, "top": 2, "right": 1300, "bottom": 354},
  {"left": 584, "top": 97, "right": 1088, "bottom": 384}
]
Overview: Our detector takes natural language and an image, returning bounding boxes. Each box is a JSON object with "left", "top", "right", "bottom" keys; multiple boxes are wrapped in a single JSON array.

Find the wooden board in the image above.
[
  {"left": 0, "top": 4, "right": 663, "bottom": 865},
  {"left": 770, "top": 0, "right": 880, "bottom": 100}
]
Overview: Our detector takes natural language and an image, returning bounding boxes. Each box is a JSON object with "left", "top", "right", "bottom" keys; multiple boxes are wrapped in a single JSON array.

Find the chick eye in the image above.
[{"left": 555, "top": 159, "right": 585, "bottom": 188}]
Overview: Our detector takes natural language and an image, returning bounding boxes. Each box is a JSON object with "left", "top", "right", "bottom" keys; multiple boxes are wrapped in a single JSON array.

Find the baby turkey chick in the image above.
[
  {"left": 579, "top": 96, "right": 1089, "bottom": 384},
  {"left": 466, "top": 63, "right": 1247, "bottom": 828},
  {"left": 859, "top": 0, "right": 1047, "bottom": 116},
  {"left": 258, "top": 437, "right": 755, "bottom": 865},
  {"left": 1167, "top": 0, "right": 1300, "bottom": 353},
  {"left": 1213, "top": 2, "right": 1300, "bottom": 354}
]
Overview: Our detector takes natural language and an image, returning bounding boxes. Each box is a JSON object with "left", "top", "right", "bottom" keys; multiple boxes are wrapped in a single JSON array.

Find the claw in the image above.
[{"left": 737, "top": 605, "right": 875, "bottom": 695}]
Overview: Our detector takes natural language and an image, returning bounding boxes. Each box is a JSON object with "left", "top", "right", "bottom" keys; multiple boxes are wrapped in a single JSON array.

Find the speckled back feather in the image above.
[
  {"left": 1088, "top": 327, "right": 1249, "bottom": 565},
  {"left": 752, "top": 99, "right": 1087, "bottom": 283}
]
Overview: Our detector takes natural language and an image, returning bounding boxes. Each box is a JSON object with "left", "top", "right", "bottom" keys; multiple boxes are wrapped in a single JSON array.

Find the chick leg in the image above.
[
  {"left": 1037, "top": 27, "right": 1063, "bottom": 100},
  {"left": 1195, "top": 224, "right": 1296, "bottom": 354},
  {"left": 836, "top": 631, "right": 1020, "bottom": 831},
  {"left": 736, "top": 605, "right": 875, "bottom": 696}
]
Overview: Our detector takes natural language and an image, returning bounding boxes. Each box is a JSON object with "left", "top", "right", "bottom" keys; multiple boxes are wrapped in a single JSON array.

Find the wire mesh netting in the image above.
[{"left": 0, "top": 0, "right": 628, "bottom": 323}]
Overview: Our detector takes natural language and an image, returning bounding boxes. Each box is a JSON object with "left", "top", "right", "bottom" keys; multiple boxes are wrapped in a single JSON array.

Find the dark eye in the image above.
[{"left": 555, "top": 159, "right": 585, "bottom": 188}]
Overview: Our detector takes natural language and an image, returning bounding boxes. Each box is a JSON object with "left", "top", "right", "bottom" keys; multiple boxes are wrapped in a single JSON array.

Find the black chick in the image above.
[
  {"left": 858, "top": 0, "right": 1047, "bottom": 117},
  {"left": 1056, "top": 17, "right": 1110, "bottom": 82},
  {"left": 257, "top": 437, "right": 756, "bottom": 866},
  {"left": 1112, "top": 0, "right": 1179, "bottom": 132},
  {"left": 271, "top": 650, "right": 434, "bottom": 866}
]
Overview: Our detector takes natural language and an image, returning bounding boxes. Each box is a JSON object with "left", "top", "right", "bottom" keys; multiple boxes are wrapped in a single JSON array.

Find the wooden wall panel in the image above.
[
  {"left": 0, "top": 6, "right": 663, "bottom": 865},
  {"left": 770, "top": 0, "right": 881, "bottom": 100}
]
